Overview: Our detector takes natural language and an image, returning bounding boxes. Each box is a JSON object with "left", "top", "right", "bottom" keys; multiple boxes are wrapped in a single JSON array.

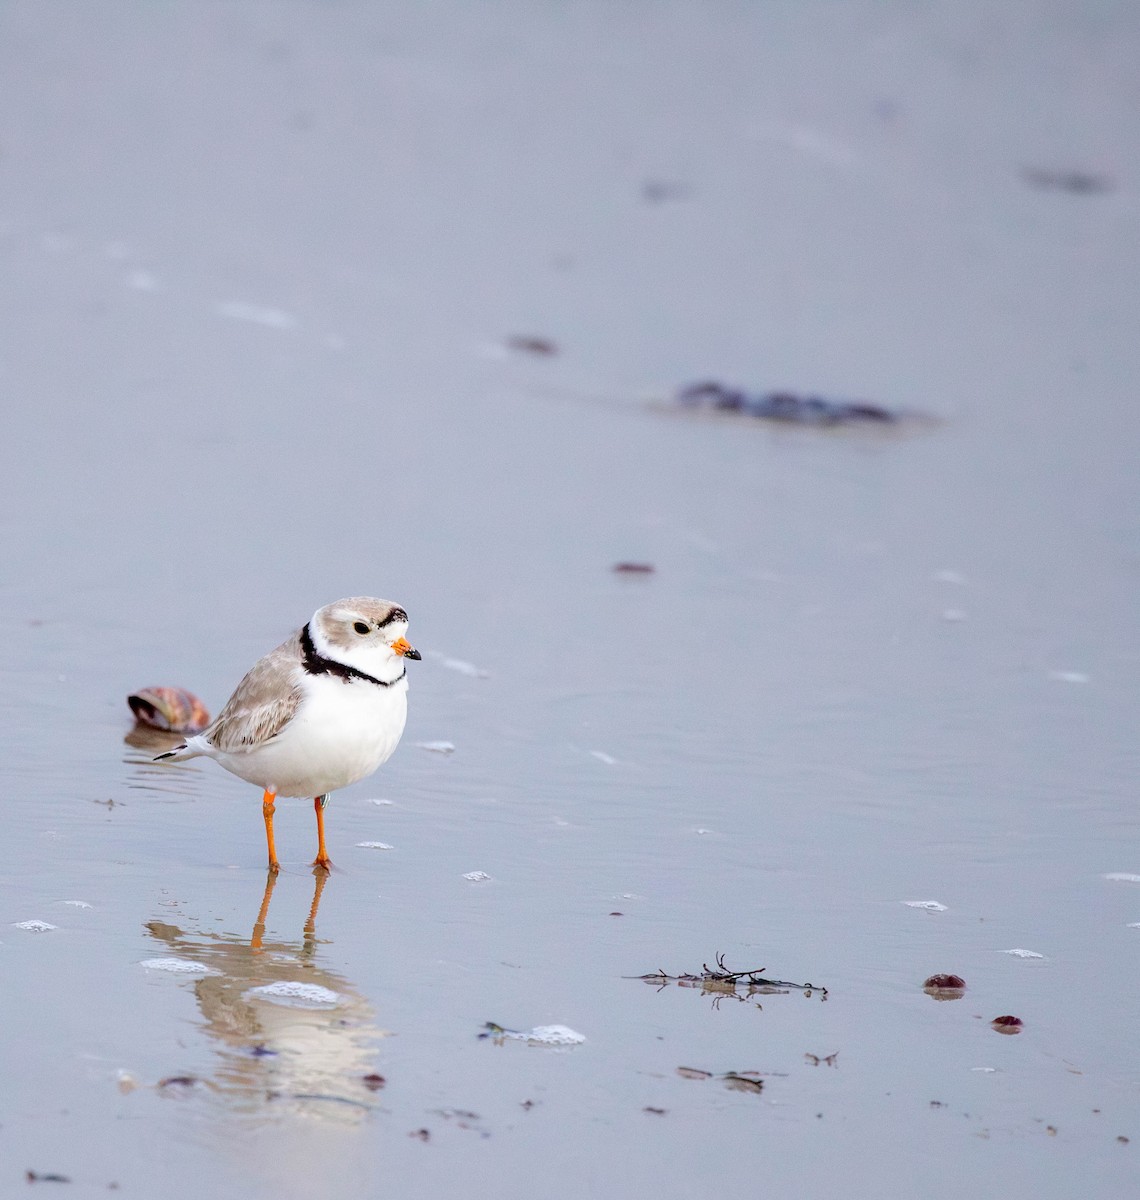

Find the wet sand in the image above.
[{"left": 1, "top": 3, "right": 1137, "bottom": 1196}]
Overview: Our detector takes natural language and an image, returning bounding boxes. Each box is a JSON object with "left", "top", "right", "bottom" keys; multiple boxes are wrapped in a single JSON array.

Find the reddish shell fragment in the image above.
[
  {"left": 128, "top": 687, "right": 210, "bottom": 734},
  {"left": 991, "top": 1015, "right": 1024, "bottom": 1034},
  {"left": 923, "top": 973, "right": 967, "bottom": 1000}
]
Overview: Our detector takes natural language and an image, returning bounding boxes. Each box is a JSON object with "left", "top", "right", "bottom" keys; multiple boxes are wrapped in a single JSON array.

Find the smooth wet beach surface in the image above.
[{"left": 2, "top": 3, "right": 1138, "bottom": 1196}]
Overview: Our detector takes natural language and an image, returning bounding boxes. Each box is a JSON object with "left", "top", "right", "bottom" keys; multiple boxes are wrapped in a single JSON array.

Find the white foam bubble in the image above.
[
  {"left": 1104, "top": 873, "right": 1140, "bottom": 883},
  {"left": 13, "top": 920, "right": 57, "bottom": 932},
  {"left": 416, "top": 740, "right": 456, "bottom": 754},
  {"left": 243, "top": 981, "right": 341, "bottom": 1009},
  {"left": 902, "top": 900, "right": 947, "bottom": 912},
  {"left": 140, "top": 957, "right": 215, "bottom": 975},
  {"left": 522, "top": 1024, "right": 586, "bottom": 1047},
  {"left": 1004, "top": 948, "right": 1046, "bottom": 959},
  {"left": 463, "top": 871, "right": 492, "bottom": 882},
  {"left": 431, "top": 653, "right": 489, "bottom": 678},
  {"left": 356, "top": 841, "right": 394, "bottom": 850},
  {"left": 216, "top": 300, "right": 298, "bottom": 330}
]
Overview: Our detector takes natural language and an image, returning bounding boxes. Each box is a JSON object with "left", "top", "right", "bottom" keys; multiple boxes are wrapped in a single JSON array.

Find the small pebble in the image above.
[{"left": 506, "top": 335, "right": 558, "bottom": 356}]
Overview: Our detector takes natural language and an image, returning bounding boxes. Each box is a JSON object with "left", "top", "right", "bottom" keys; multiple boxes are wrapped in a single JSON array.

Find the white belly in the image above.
[{"left": 212, "top": 676, "right": 408, "bottom": 798}]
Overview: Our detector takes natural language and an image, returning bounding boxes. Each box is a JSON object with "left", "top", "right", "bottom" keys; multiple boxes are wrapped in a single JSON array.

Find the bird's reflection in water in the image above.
[{"left": 146, "top": 870, "right": 387, "bottom": 1124}]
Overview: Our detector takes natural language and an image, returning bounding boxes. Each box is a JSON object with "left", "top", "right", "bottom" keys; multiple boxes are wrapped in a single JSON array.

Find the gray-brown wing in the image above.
[{"left": 202, "top": 631, "right": 305, "bottom": 753}]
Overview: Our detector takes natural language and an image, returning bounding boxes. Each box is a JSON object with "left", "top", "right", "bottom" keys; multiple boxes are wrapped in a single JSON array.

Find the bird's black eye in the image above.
[{"left": 353, "top": 621, "right": 370, "bottom": 635}]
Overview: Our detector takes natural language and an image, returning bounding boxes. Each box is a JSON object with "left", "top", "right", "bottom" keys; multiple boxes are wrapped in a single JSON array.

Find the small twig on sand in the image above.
[{"left": 628, "top": 951, "right": 827, "bottom": 996}]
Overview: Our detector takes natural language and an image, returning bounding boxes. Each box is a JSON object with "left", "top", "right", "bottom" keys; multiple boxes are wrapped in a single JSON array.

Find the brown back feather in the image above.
[{"left": 202, "top": 632, "right": 305, "bottom": 753}]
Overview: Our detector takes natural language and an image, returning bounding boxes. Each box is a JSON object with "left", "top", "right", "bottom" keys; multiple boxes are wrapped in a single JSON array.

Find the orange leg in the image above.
[
  {"left": 251, "top": 868, "right": 279, "bottom": 950},
  {"left": 303, "top": 867, "right": 329, "bottom": 954},
  {"left": 262, "top": 789, "right": 280, "bottom": 874},
  {"left": 312, "top": 794, "right": 332, "bottom": 871}
]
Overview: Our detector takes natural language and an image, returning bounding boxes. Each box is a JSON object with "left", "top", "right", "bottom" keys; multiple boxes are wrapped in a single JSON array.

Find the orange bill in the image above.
[{"left": 391, "top": 637, "right": 421, "bottom": 660}]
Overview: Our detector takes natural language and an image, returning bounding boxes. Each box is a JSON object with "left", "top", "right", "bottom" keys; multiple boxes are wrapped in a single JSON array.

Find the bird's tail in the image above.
[{"left": 154, "top": 738, "right": 204, "bottom": 763}]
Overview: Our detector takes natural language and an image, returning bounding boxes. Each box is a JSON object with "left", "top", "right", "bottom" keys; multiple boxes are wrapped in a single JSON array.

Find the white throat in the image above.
[{"left": 308, "top": 615, "right": 408, "bottom": 686}]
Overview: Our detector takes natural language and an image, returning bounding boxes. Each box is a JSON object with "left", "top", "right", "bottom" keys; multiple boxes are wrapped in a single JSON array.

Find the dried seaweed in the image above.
[{"left": 629, "top": 952, "right": 827, "bottom": 997}]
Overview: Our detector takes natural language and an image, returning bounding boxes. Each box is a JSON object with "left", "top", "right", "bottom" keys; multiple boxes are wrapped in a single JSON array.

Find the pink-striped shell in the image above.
[{"left": 127, "top": 687, "right": 210, "bottom": 734}]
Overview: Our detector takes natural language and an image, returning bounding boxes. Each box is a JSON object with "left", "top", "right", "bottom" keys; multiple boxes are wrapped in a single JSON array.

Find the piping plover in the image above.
[{"left": 155, "top": 597, "right": 420, "bottom": 873}]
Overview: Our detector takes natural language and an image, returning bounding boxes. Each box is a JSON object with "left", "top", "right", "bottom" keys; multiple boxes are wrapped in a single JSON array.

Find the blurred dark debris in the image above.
[
  {"left": 676, "top": 381, "right": 899, "bottom": 426},
  {"left": 432, "top": 1108, "right": 490, "bottom": 1137},
  {"left": 641, "top": 180, "right": 692, "bottom": 204},
  {"left": 25, "top": 1172, "right": 71, "bottom": 1184},
  {"left": 923, "top": 973, "right": 967, "bottom": 1000},
  {"left": 991, "top": 1015, "right": 1024, "bottom": 1035},
  {"left": 643, "top": 1106, "right": 668, "bottom": 1115},
  {"left": 506, "top": 335, "right": 559, "bottom": 357},
  {"left": 677, "top": 1066, "right": 769, "bottom": 1094},
  {"left": 409, "top": 1128, "right": 431, "bottom": 1142},
  {"left": 1021, "top": 166, "right": 1115, "bottom": 195},
  {"left": 676, "top": 1067, "right": 713, "bottom": 1080},
  {"left": 612, "top": 562, "right": 655, "bottom": 575},
  {"left": 361, "top": 1073, "right": 386, "bottom": 1091},
  {"left": 804, "top": 1052, "right": 839, "bottom": 1067},
  {"left": 631, "top": 952, "right": 827, "bottom": 999},
  {"left": 873, "top": 97, "right": 902, "bottom": 122},
  {"left": 723, "top": 1072, "right": 765, "bottom": 1094}
]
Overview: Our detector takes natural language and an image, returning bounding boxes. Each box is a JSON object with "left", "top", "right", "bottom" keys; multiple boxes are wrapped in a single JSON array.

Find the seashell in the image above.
[
  {"left": 923, "top": 973, "right": 967, "bottom": 1000},
  {"left": 127, "top": 687, "right": 210, "bottom": 734},
  {"left": 991, "top": 1015, "right": 1024, "bottom": 1035}
]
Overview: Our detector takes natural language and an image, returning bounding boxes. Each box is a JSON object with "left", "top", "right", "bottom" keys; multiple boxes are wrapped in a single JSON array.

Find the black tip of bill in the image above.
[{"left": 404, "top": 647, "right": 422, "bottom": 661}]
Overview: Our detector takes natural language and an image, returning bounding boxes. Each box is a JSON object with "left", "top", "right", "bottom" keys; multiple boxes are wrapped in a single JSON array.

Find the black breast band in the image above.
[{"left": 301, "top": 623, "right": 406, "bottom": 688}]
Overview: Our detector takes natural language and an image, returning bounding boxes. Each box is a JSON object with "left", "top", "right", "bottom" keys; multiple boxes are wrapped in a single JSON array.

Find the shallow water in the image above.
[{"left": 2, "top": 3, "right": 1138, "bottom": 1196}]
